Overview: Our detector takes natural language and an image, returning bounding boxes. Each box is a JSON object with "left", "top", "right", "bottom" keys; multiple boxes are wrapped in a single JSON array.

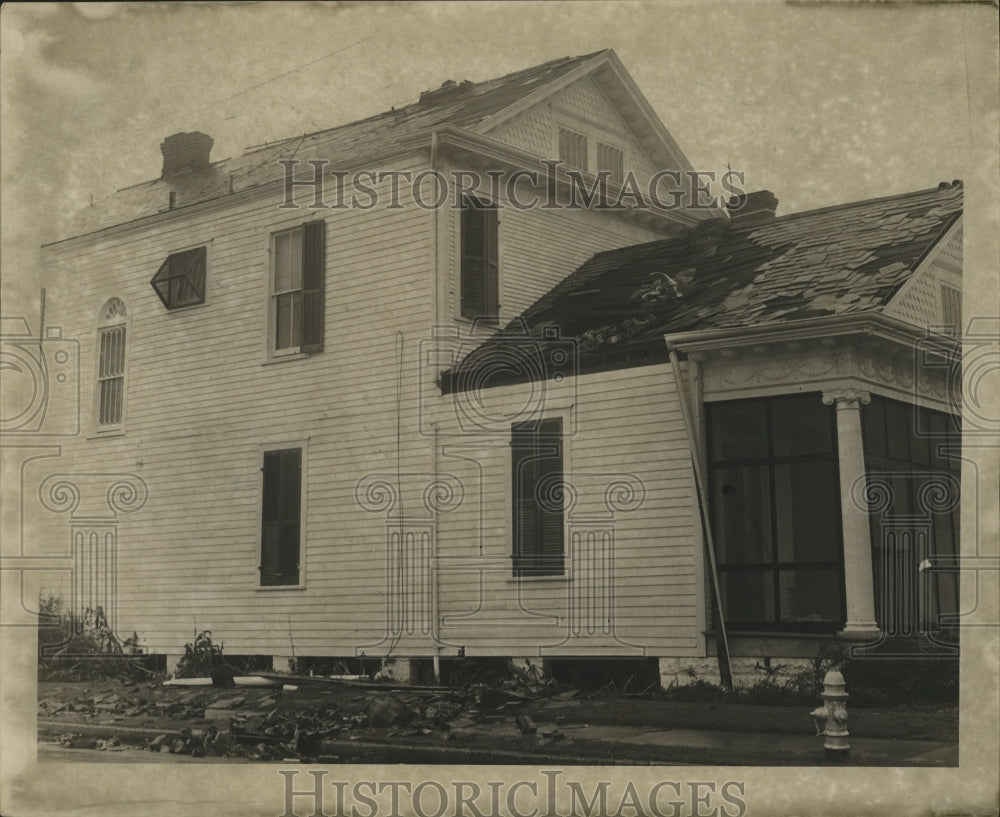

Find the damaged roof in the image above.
[
  {"left": 446, "top": 181, "right": 962, "bottom": 388},
  {"left": 51, "top": 51, "right": 609, "bottom": 242}
]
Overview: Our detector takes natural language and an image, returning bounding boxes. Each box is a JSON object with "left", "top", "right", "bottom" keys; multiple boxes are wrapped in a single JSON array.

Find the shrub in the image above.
[
  {"left": 175, "top": 630, "right": 225, "bottom": 678},
  {"left": 662, "top": 679, "right": 729, "bottom": 703},
  {"left": 37, "top": 592, "right": 151, "bottom": 681}
]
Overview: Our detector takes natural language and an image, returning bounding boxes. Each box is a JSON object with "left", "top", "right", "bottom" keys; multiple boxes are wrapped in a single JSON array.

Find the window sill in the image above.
[
  {"left": 87, "top": 430, "right": 126, "bottom": 440},
  {"left": 506, "top": 574, "right": 569, "bottom": 584},
  {"left": 255, "top": 584, "right": 306, "bottom": 591},
  {"left": 161, "top": 301, "right": 207, "bottom": 313},
  {"left": 454, "top": 315, "right": 501, "bottom": 332},
  {"left": 262, "top": 351, "right": 312, "bottom": 366}
]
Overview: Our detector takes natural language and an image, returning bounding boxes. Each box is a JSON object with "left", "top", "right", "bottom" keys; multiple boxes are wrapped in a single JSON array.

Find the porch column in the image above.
[{"left": 823, "top": 389, "right": 880, "bottom": 638}]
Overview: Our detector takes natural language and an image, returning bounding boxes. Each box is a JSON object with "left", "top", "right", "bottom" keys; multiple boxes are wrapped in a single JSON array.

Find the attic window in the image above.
[
  {"left": 151, "top": 246, "right": 206, "bottom": 309},
  {"left": 941, "top": 284, "right": 961, "bottom": 334},
  {"left": 558, "top": 127, "right": 588, "bottom": 172},
  {"left": 597, "top": 143, "right": 625, "bottom": 184}
]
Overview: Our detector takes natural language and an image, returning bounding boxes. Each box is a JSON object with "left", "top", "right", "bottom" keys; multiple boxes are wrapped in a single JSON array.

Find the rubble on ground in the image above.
[{"left": 37, "top": 660, "right": 584, "bottom": 760}]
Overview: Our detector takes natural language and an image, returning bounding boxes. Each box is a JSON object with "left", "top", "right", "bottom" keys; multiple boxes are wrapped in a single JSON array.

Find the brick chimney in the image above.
[
  {"left": 160, "top": 132, "right": 214, "bottom": 177},
  {"left": 726, "top": 190, "right": 778, "bottom": 226}
]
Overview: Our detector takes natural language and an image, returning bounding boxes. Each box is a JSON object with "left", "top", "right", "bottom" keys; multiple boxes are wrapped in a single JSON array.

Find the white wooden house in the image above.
[{"left": 35, "top": 49, "right": 961, "bottom": 684}]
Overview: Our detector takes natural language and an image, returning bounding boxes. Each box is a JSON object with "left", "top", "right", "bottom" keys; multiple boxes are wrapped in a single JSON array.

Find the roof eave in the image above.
[
  {"left": 433, "top": 126, "right": 703, "bottom": 231},
  {"left": 664, "top": 311, "right": 960, "bottom": 359}
]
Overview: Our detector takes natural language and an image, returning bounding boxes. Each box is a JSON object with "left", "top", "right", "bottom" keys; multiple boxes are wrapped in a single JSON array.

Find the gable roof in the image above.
[
  {"left": 51, "top": 49, "right": 677, "bottom": 243},
  {"left": 446, "top": 181, "right": 963, "bottom": 388}
]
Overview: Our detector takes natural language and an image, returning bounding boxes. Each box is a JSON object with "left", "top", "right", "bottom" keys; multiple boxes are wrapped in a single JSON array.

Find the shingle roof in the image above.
[
  {"left": 446, "top": 182, "right": 962, "bottom": 388},
  {"left": 53, "top": 51, "right": 608, "bottom": 242}
]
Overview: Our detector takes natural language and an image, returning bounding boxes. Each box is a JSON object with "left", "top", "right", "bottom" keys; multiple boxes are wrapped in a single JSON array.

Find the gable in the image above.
[
  {"left": 488, "top": 75, "right": 661, "bottom": 181},
  {"left": 885, "top": 223, "right": 962, "bottom": 329}
]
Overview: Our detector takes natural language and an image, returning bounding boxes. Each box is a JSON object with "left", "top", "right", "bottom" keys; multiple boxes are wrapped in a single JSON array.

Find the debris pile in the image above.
[{"left": 38, "top": 660, "right": 584, "bottom": 760}]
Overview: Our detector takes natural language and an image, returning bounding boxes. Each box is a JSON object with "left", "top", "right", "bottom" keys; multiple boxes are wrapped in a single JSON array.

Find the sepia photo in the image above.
[{"left": 1, "top": 3, "right": 997, "bottom": 816}]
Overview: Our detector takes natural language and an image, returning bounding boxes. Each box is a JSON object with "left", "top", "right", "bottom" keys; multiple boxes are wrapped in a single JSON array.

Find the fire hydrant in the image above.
[{"left": 810, "top": 669, "right": 850, "bottom": 760}]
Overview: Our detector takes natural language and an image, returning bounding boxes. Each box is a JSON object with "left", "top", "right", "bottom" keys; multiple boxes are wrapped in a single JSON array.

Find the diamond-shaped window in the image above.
[{"left": 151, "top": 247, "right": 206, "bottom": 309}]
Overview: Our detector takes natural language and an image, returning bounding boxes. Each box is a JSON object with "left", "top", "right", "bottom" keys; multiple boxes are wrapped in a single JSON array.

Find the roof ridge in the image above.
[
  {"left": 757, "top": 182, "right": 962, "bottom": 226},
  {"left": 242, "top": 50, "right": 610, "bottom": 156}
]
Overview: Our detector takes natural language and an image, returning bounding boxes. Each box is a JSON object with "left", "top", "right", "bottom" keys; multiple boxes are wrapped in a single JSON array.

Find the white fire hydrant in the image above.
[{"left": 810, "top": 669, "right": 850, "bottom": 760}]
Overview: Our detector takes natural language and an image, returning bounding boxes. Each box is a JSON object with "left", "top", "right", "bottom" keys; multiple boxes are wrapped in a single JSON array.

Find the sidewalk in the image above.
[
  {"left": 36, "top": 679, "right": 958, "bottom": 766},
  {"left": 37, "top": 715, "right": 958, "bottom": 767}
]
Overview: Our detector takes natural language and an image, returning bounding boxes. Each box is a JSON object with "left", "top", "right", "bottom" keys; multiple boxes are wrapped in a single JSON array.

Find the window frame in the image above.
[
  {"left": 596, "top": 141, "right": 626, "bottom": 185},
  {"left": 558, "top": 126, "right": 589, "bottom": 172},
  {"left": 266, "top": 220, "right": 325, "bottom": 361},
  {"left": 257, "top": 441, "right": 308, "bottom": 590},
  {"left": 458, "top": 195, "right": 500, "bottom": 325},
  {"left": 510, "top": 416, "right": 566, "bottom": 578},
  {"left": 150, "top": 245, "right": 208, "bottom": 310},
  {"left": 91, "top": 298, "right": 128, "bottom": 437},
  {"left": 706, "top": 393, "right": 846, "bottom": 632},
  {"left": 940, "top": 283, "right": 962, "bottom": 335}
]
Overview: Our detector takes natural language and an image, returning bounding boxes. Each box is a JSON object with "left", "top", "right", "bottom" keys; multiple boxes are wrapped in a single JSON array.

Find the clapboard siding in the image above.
[
  {"left": 39, "top": 91, "right": 706, "bottom": 659},
  {"left": 429, "top": 362, "right": 704, "bottom": 657},
  {"left": 41, "top": 158, "right": 451, "bottom": 655},
  {"left": 437, "top": 153, "right": 666, "bottom": 328},
  {"left": 490, "top": 76, "right": 660, "bottom": 184}
]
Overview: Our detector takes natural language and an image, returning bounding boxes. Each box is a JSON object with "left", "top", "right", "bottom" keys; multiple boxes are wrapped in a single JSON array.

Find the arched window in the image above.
[{"left": 95, "top": 298, "right": 127, "bottom": 431}]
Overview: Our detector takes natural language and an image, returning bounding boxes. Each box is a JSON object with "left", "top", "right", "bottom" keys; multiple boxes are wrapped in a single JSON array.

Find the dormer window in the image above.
[
  {"left": 151, "top": 246, "right": 206, "bottom": 309},
  {"left": 597, "top": 142, "right": 625, "bottom": 184},
  {"left": 558, "top": 127, "right": 588, "bottom": 172}
]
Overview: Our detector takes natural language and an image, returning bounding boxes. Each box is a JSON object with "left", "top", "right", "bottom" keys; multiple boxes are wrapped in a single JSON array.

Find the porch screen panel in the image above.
[
  {"left": 862, "top": 396, "right": 961, "bottom": 634},
  {"left": 707, "top": 394, "right": 844, "bottom": 631}
]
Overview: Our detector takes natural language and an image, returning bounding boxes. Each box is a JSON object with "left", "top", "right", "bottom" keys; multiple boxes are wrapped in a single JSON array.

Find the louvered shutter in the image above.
[
  {"left": 461, "top": 199, "right": 485, "bottom": 318},
  {"left": 512, "top": 423, "right": 541, "bottom": 574},
  {"left": 461, "top": 198, "right": 499, "bottom": 321},
  {"left": 535, "top": 418, "right": 564, "bottom": 575},
  {"left": 511, "top": 419, "right": 563, "bottom": 576},
  {"left": 300, "top": 221, "right": 325, "bottom": 352},
  {"left": 483, "top": 205, "right": 499, "bottom": 319},
  {"left": 261, "top": 449, "right": 301, "bottom": 586}
]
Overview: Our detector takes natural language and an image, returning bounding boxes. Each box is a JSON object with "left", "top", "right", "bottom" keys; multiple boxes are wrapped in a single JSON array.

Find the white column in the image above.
[{"left": 823, "top": 389, "right": 881, "bottom": 638}]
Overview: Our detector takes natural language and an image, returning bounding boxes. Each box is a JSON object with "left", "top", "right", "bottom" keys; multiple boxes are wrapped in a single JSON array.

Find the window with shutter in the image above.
[
  {"left": 94, "top": 298, "right": 128, "bottom": 432},
  {"left": 511, "top": 417, "right": 564, "bottom": 576},
  {"left": 260, "top": 448, "right": 302, "bottom": 586},
  {"left": 151, "top": 246, "right": 206, "bottom": 309},
  {"left": 460, "top": 196, "right": 499, "bottom": 322},
  {"left": 271, "top": 221, "right": 325, "bottom": 354}
]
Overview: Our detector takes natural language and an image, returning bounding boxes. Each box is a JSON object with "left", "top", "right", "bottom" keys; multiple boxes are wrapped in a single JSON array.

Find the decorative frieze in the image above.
[{"left": 701, "top": 341, "right": 953, "bottom": 408}]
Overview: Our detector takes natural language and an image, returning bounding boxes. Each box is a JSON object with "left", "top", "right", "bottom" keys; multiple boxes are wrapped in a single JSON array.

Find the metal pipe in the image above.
[{"left": 667, "top": 342, "right": 733, "bottom": 690}]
